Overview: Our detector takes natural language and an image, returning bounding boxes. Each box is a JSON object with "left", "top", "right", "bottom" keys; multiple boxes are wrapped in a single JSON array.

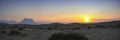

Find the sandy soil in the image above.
[{"left": 0, "top": 28, "right": 120, "bottom": 40}]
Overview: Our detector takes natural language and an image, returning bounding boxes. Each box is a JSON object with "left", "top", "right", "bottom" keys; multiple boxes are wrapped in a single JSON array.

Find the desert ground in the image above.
[{"left": 0, "top": 28, "right": 120, "bottom": 40}]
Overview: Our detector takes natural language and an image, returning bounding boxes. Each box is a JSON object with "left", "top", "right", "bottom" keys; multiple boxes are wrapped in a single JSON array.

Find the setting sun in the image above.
[{"left": 84, "top": 17, "right": 90, "bottom": 23}]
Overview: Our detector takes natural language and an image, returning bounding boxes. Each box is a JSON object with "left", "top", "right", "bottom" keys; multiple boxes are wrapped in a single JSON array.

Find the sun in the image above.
[{"left": 84, "top": 16, "right": 90, "bottom": 23}]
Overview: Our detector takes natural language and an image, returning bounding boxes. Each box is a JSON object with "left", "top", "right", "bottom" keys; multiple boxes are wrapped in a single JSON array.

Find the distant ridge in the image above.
[
  {"left": 19, "top": 18, "right": 37, "bottom": 25},
  {"left": 0, "top": 20, "right": 17, "bottom": 24},
  {"left": 0, "top": 20, "right": 120, "bottom": 28}
]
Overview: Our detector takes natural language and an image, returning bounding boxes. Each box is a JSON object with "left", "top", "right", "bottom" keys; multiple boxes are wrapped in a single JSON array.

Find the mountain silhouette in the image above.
[
  {"left": 0, "top": 20, "right": 17, "bottom": 24},
  {"left": 19, "top": 18, "right": 36, "bottom": 25}
]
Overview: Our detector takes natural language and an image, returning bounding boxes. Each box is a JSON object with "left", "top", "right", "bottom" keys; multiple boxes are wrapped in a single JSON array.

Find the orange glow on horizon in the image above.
[{"left": 5, "top": 15, "right": 117, "bottom": 23}]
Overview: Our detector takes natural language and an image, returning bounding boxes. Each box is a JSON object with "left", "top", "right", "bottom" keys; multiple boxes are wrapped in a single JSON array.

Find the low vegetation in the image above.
[
  {"left": 95, "top": 25, "right": 106, "bottom": 28},
  {"left": 48, "top": 33, "right": 88, "bottom": 40},
  {"left": 18, "top": 27, "right": 24, "bottom": 30},
  {"left": 8, "top": 30, "right": 21, "bottom": 35},
  {"left": 1, "top": 30, "right": 6, "bottom": 34}
]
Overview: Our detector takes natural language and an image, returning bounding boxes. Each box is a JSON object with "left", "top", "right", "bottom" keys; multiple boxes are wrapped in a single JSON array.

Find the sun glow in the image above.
[{"left": 84, "top": 16, "right": 90, "bottom": 23}]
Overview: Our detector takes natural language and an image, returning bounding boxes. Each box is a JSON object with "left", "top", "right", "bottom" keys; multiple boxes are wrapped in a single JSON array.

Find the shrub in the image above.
[
  {"left": 87, "top": 27, "right": 91, "bottom": 29},
  {"left": 60, "top": 28, "right": 64, "bottom": 30},
  {"left": 64, "top": 33, "right": 87, "bottom": 40},
  {"left": 1, "top": 30, "right": 6, "bottom": 34},
  {"left": 73, "top": 27, "right": 81, "bottom": 30},
  {"left": 47, "top": 27, "right": 53, "bottom": 30},
  {"left": 48, "top": 33, "right": 88, "bottom": 40},
  {"left": 18, "top": 27, "right": 24, "bottom": 30},
  {"left": 53, "top": 26, "right": 59, "bottom": 29},
  {"left": 48, "top": 33, "right": 64, "bottom": 40},
  {"left": 115, "top": 24, "right": 120, "bottom": 28},
  {"left": 39, "top": 27, "right": 44, "bottom": 29},
  {"left": 8, "top": 30, "right": 21, "bottom": 35},
  {"left": 95, "top": 25, "right": 106, "bottom": 28}
]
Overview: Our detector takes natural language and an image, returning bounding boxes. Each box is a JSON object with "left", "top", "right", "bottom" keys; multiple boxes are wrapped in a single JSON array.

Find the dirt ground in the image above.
[{"left": 0, "top": 28, "right": 120, "bottom": 40}]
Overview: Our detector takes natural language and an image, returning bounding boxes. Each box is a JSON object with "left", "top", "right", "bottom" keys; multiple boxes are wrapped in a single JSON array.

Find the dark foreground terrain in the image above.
[
  {"left": 0, "top": 28, "right": 120, "bottom": 40},
  {"left": 0, "top": 21, "right": 120, "bottom": 40}
]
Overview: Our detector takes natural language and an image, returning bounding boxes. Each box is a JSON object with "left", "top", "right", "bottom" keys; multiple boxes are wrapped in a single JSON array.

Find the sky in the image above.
[{"left": 0, "top": 0, "right": 120, "bottom": 23}]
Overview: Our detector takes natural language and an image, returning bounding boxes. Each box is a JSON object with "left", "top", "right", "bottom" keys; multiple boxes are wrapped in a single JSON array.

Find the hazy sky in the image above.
[{"left": 0, "top": 0, "right": 120, "bottom": 23}]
